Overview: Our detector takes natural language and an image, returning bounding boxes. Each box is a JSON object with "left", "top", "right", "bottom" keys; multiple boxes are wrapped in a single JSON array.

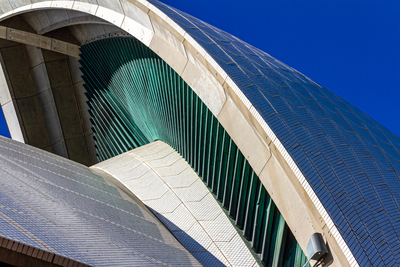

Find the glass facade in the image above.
[{"left": 80, "top": 37, "right": 309, "bottom": 266}]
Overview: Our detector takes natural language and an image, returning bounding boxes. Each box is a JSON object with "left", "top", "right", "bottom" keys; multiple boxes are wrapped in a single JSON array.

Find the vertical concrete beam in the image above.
[
  {"left": 41, "top": 28, "right": 92, "bottom": 165},
  {"left": 24, "top": 44, "right": 69, "bottom": 158},
  {"left": 0, "top": 16, "right": 53, "bottom": 150},
  {"left": 0, "top": 39, "right": 50, "bottom": 149},
  {"left": 68, "top": 56, "right": 98, "bottom": 165},
  {"left": 0, "top": 16, "right": 94, "bottom": 165},
  {"left": 42, "top": 49, "right": 90, "bottom": 165}
]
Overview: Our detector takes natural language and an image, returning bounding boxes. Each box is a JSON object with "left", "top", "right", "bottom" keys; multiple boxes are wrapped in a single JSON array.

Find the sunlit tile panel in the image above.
[{"left": 0, "top": 136, "right": 200, "bottom": 266}]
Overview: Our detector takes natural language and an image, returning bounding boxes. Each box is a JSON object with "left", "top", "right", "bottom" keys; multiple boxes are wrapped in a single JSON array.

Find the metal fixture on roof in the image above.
[{"left": 303, "top": 233, "right": 329, "bottom": 267}]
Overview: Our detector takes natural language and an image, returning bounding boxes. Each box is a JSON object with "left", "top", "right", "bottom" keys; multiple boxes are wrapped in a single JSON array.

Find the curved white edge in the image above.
[
  {"left": 249, "top": 105, "right": 359, "bottom": 267},
  {"left": 124, "top": 4, "right": 360, "bottom": 265},
  {"left": 0, "top": 1, "right": 154, "bottom": 47},
  {"left": 0, "top": 1, "right": 358, "bottom": 266}
]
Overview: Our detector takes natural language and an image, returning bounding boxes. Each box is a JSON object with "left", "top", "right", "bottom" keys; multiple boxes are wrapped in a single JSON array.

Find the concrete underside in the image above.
[{"left": 0, "top": 11, "right": 134, "bottom": 166}]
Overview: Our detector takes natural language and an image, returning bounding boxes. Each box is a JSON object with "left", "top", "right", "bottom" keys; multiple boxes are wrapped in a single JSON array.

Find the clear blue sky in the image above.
[
  {"left": 161, "top": 0, "right": 400, "bottom": 136},
  {"left": 0, "top": 0, "right": 399, "bottom": 138}
]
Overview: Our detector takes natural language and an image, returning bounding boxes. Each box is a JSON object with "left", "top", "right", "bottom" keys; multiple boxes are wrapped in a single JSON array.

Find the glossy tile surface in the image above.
[
  {"left": 0, "top": 136, "right": 200, "bottom": 266},
  {"left": 93, "top": 141, "right": 258, "bottom": 267},
  {"left": 147, "top": 1, "right": 400, "bottom": 265}
]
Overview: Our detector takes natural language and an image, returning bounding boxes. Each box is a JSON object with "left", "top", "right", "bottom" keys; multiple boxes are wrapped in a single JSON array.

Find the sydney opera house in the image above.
[{"left": 0, "top": 0, "right": 398, "bottom": 266}]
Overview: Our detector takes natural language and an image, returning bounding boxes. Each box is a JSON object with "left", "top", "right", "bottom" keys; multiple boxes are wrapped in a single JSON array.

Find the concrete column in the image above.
[
  {"left": 24, "top": 44, "right": 69, "bottom": 158},
  {"left": 42, "top": 28, "right": 92, "bottom": 165}
]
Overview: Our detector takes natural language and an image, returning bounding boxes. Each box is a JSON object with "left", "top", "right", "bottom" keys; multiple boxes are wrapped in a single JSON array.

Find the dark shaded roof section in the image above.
[
  {"left": 147, "top": 1, "right": 400, "bottom": 266},
  {"left": 0, "top": 235, "right": 88, "bottom": 267},
  {"left": 0, "top": 136, "right": 200, "bottom": 267}
]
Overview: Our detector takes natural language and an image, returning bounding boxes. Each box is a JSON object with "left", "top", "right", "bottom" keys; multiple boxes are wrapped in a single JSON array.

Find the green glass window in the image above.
[{"left": 80, "top": 37, "right": 310, "bottom": 267}]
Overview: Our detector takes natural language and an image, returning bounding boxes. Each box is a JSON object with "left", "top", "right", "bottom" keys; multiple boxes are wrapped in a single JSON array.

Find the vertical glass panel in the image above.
[{"left": 81, "top": 37, "right": 308, "bottom": 266}]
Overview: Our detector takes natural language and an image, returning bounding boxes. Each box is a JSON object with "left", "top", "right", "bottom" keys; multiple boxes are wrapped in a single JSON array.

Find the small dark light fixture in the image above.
[{"left": 303, "top": 233, "right": 329, "bottom": 267}]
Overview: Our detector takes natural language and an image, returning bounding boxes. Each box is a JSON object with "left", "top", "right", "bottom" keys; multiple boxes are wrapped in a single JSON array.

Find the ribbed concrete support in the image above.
[
  {"left": 40, "top": 29, "right": 91, "bottom": 165},
  {"left": 0, "top": 16, "right": 51, "bottom": 150},
  {"left": 24, "top": 44, "right": 68, "bottom": 157}
]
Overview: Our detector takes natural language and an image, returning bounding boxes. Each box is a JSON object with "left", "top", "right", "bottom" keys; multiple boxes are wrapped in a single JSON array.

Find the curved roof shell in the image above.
[
  {"left": 146, "top": 1, "right": 400, "bottom": 266},
  {"left": 0, "top": 0, "right": 398, "bottom": 266},
  {"left": 0, "top": 135, "right": 201, "bottom": 266},
  {"left": 93, "top": 140, "right": 259, "bottom": 267}
]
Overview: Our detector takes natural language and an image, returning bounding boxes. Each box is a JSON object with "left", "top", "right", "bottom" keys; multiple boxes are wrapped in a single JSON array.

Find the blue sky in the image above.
[
  {"left": 0, "top": 0, "right": 399, "bottom": 138},
  {"left": 161, "top": 0, "right": 400, "bottom": 136}
]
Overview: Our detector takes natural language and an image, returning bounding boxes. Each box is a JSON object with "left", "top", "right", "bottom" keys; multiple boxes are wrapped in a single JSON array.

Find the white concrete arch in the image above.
[{"left": 0, "top": 1, "right": 356, "bottom": 266}]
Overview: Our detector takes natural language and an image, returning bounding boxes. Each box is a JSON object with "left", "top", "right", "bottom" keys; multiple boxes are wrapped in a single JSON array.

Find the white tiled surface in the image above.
[
  {"left": 0, "top": 136, "right": 201, "bottom": 267},
  {"left": 93, "top": 140, "right": 258, "bottom": 267}
]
